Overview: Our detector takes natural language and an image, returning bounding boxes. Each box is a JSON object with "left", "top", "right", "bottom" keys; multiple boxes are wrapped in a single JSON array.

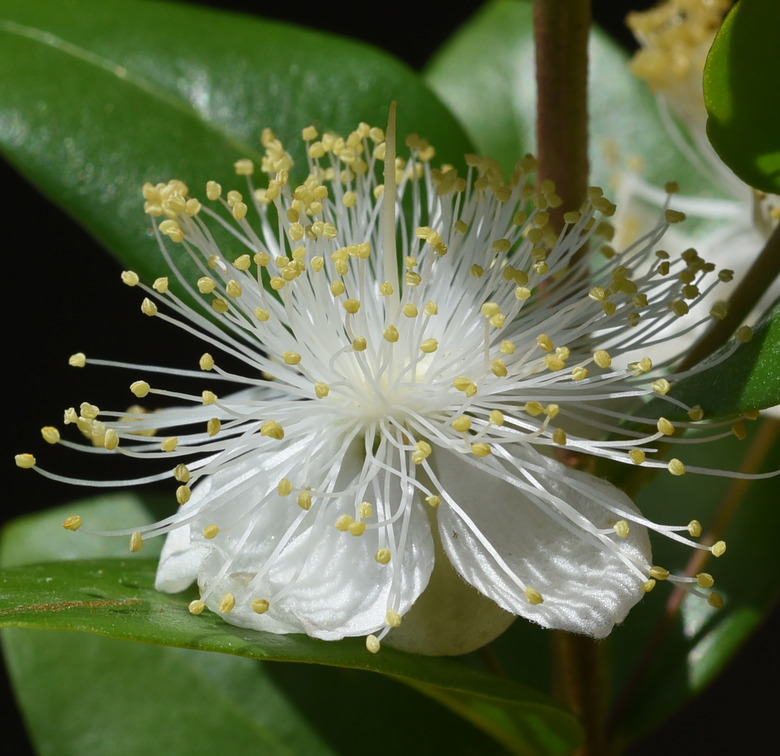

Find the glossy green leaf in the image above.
[
  {"left": 0, "top": 0, "right": 472, "bottom": 283},
  {"left": 424, "top": 0, "right": 720, "bottom": 197},
  {"left": 1, "top": 498, "right": 582, "bottom": 756},
  {"left": 646, "top": 299, "right": 780, "bottom": 420},
  {"left": 607, "top": 420, "right": 780, "bottom": 743},
  {"left": 704, "top": 0, "right": 780, "bottom": 193}
]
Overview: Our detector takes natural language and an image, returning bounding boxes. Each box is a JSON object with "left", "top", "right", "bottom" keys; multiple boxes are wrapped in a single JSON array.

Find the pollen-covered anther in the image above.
[
  {"left": 386, "top": 610, "right": 403, "bottom": 628},
  {"left": 642, "top": 580, "right": 656, "bottom": 593},
  {"left": 652, "top": 378, "right": 671, "bottom": 395},
  {"left": 453, "top": 376, "right": 477, "bottom": 397},
  {"left": 697, "top": 573, "right": 715, "bottom": 589},
  {"left": 161, "top": 437, "right": 178, "bottom": 452},
  {"left": 335, "top": 515, "right": 354, "bottom": 532},
  {"left": 668, "top": 458, "right": 686, "bottom": 476},
  {"left": 121, "top": 270, "right": 140, "bottom": 287},
  {"left": 314, "top": 382, "right": 329, "bottom": 399},
  {"left": 572, "top": 365, "right": 590, "bottom": 381},
  {"left": 425, "top": 494, "right": 441, "bottom": 508},
  {"left": 63, "top": 515, "right": 82, "bottom": 531},
  {"left": 712, "top": 540, "right": 727, "bottom": 557},
  {"left": 281, "top": 351, "right": 302, "bottom": 365},
  {"left": 206, "top": 418, "right": 221, "bottom": 437},
  {"left": 41, "top": 426, "right": 60, "bottom": 445},
  {"left": 251, "top": 599, "right": 270, "bottom": 614},
  {"left": 130, "top": 531, "right": 144, "bottom": 553},
  {"left": 260, "top": 420, "right": 284, "bottom": 440},
  {"left": 593, "top": 350, "right": 612, "bottom": 368},
  {"left": 174, "top": 464, "right": 191, "bottom": 483},
  {"left": 103, "top": 428, "right": 119, "bottom": 450},
  {"left": 277, "top": 478, "right": 294, "bottom": 497},
  {"left": 131, "top": 381, "right": 151, "bottom": 398},
  {"left": 188, "top": 600, "right": 206, "bottom": 615},
  {"left": 688, "top": 519, "right": 702, "bottom": 537},
  {"left": 219, "top": 593, "right": 236, "bottom": 613},
  {"left": 383, "top": 325, "right": 399, "bottom": 343},
  {"left": 420, "top": 338, "right": 438, "bottom": 353},
  {"left": 176, "top": 485, "right": 191, "bottom": 505},
  {"left": 648, "top": 566, "right": 670, "bottom": 580},
  {"left": 375, "top": 548, "right": 392, "bottom": 565},
  {"left": 68, "top": 352, "right": 87, "bottom": 368},
  {"left": 199, "top": 353, "right": 215, "bottom": 371},
  {"left": 348, "top": 521, "right": 367, "bottom": 536},
  {"left": 525, "top": 587, "right": 544, "bottom": 605},
  {"left": 708, "top": 592, "right": 724, "bottom": 609},
  {"left": 203, "top": 524, "right": 220, "bottom": 539},
  {"left": 471, "top": 443, "right": 491, "bottom": 458},
  {"left": 613, "top": 520, "right": 630, "bottom": 538},
  {"left": 141, "top": 298, "right": 158, "bottom": 317},
  {"left": 657, "top": 417, "right": 675, "bottom": 436},
  {"left": 412, "top": 441, "right": 432, "bottom": 464},
  {"left": 366, "top": 635, "right": 381, "bottom": 654}
]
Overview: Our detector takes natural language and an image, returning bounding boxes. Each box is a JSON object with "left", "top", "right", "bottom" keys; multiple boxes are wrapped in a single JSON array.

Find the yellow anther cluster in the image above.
[{"left": 412, "top": 441, "right": 433, "bottom": 464}]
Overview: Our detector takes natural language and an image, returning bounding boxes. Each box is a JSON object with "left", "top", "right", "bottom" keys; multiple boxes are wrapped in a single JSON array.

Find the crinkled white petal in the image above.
[
  {"left": 156, "top": 432, "right": 435, "bottom": 640},
  {"left": 434, "top": 446, "right": 651, "bottom": 639}
]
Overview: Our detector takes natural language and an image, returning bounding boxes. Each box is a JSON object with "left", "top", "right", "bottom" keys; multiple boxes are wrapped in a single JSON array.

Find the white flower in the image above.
[
  {"left": 612, "top": 0, "right": 779, "bottom": 366},
  {"left": 17, "top": 115, "right": 766, "bottom": 655}
]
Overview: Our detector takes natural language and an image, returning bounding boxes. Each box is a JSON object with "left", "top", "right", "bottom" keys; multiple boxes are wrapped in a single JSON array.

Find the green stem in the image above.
[
  {"left": 680, "top": 221, "right": 780, "bottom": 370},
  {"left": 534, "top": 0, "right": 591, "bottom": 229}
]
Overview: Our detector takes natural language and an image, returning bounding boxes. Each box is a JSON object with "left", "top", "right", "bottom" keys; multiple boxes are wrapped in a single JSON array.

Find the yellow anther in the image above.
[
  {"left": 234, "top": 158, "right": 254, "bottom": 176},
  {"left": 708, "top": 592, "right": 724, "bottom": 609},
  {"left": 103, "top": 428, "right": 119, "bottom": 450},
  {"left": 219, "top": 593, "right": 236, "bottom": 613},
  {"left": 343, "top": 298, "right": 361, "bottom": 314},
  {"left": 335, "top": 515, "right": 354, "bottom": 531},
  {"left": 63, "top": 515, "right": 82, "bottom": 531},
  {"left": 500, "top": 340, "right": 515, "bottom": 355},
  {"left": 254, "top": 307, "right": 271, "bottom": 322},
  {"left": 130, "top": 531, "right": 144, "bottom": 553},
  {"left": 451, "top": 416, "right": 472, "bottom": 432},
  {"left": 176, "top": 485, "right": 191, "bottom": 505},
  {"left": 664, "top": 209, "right": 686, "bottom": 224},
  {"left": 330, "top": 280, "right": 346, "bottom": 297},
  {"left": 41, "top": 426, "right": 60, "bottom": 445},
  {"left": 281, "top": 351, "right": 302, "bottom": 366},
  {"left": 668, "top": 458, "right": 686, "bottom": 476},
  {"left": 314, "top": 382, "right": 329, "bottom": 399},
  {"left": 366, "top": 635, "right": 381, "bottom": 654},
  {"left": 402, "top": 303, "right": 419, "bottom": 318},
  {"left": 207, "top": 418, "right": 221, "bottom": 437},
  {"left": 648, "top": 566, "right": 670, "bottom": 580},
  {"left": 552, "top": 428, "right": 567, "bottom": 446},
  {"left": 375, "top": 548, "right": 392, "bottom": 565},
  {"left": 206, "top": 181, "right": 222, "bottom": 200},
  {"left": 386, "top": 609, "right": 403, "bottom": 628},
  {"left": 712, "top": 541, "right": 727, "bottom": 557},
  {"left": 525, "top": 401, "right": 544, "bottom": 417},
  {"left": 424, "top": 301, "right": 439, "bottom": 316},
  {"left": 425, "top": 494, "right": 442, "bottom": 508},
  {"left": 545, "top": 354, "right": 566, "bottom": 371},
  {"left": 80, "top": 402, "right": 100, "bottom": 420},
  {"left": 69, "top": 352, "right": 87, "bottom": 367},
  {"left": 131, "top": 380, "right": 151, "bottom": 398},
  {"left": 188, "top": 600, "right": 206, "bottom": 615},
  {"left": 526, "top": 587, "right": 544, "bottom": 605},
  {"left": 352, "top": 336, "right": 367, "bottom": 351},
  {"left": 652, "top": 378, "right": 671, "bottom": 395},
  {"left": 593, "top": 350, "right": 612, "bottom": 368},
  {"left": 688, "top": 405, "right": 705, "bottom": 422},
  {"left": 383, "top": 325, "right": 399, "bottom": 343},
  {"left": 515, "top": 287, "right": 531, "bottom": 301},
  {"left": 688, "top": 520, "right": 702, "bottom": 537},
  {"left": 203, "top": 524, "right": 220, "bottom": 539},
  {"left": 731, "top": 421, "right": 747, "bottom": 441},
  {"left": 629, "top": 449, "right": 646, "bottom": 465},
  {"left": 199, "top": 353, "right": 215, "bottom": 370},
  {"left": 251, "top": 599, "right": 270, "bottom": 614},
  {"left": 420, "top": 338, "right": 438, "bottom": 353},
  {"left": 121, "top": 270, "right": 140, "bottom": 287},
  {"left": 613, "top": 520, "right": 630, "bottom": 538},
  {"left": 379, "top": 282, "right": 394, "bottom": 296},
  {"left": 537, "top": 334, "right": 554, "bottom": 352},
  {"left": 153, "top": 277, "right": 169, "bottom": 294},
  {"left": 657, "top": 417, "right": 675, "bottom": 436},
  {"left": 489, "top": 410, "right": 505, "bottom": 427},
  {"left": 200, "top": 390, "right": 218, "bottom": 406},
  {"left": 141, "top": 298, "right": 158, "bottom": 317},
  {"left": 277, "top": 478, "right": 294, "bottom": 496},
  {"left": 481, "top": 302, "right": 502, "bottom": 319},
  {"left": 672, "top": 299, "right": 689, "bottom": 317},
  {"left": 412, "top": 441, "right": 432, "bottom": 464},
  {"left": 697, "top": 573, "right": 715, "bottom": 589},
  {"left": 737, "top": 325, "right": 753, "bottom": 343},
  {"left": 260, "top": 420, "right": 284, "bottom": 440},
  {"left": 296, "top": 491, "right": 313, "bottom": 510},
  {"left": 471, "top": 443, "right": 491, "bottom": 457},
  {"left": 225, "top": 279, "right": 242, "bottom": 298},
  {"left": 572, "top": 367, "right": 589, "bottom": 381},
  {"left": 642, "top": 580, "right": 656, "bottom": 593},
  {"left": 359, "top": 502, "right": 374, "bottom": 519},
  {"left": 348, "top": 520, "right": 367, "bottom": 536},
  {"left": 161, "top": 437, "right": 178, "bottom": 452},
  {"left": 174, "top": 464, "right": 191, "bottom": 483}
]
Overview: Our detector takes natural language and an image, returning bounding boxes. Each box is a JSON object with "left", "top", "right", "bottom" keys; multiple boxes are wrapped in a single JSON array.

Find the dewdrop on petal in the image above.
[{"left": 16, "top": 105, "right": 778, "bottom": 656}]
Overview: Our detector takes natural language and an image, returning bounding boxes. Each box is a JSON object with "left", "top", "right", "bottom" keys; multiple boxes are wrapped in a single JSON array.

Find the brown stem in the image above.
[
  {"left": 680, "top": 222, "right": 780, "bottom": 370},
  {"left": 553, "top": 632, "right": 608, "bottom": 756},
  {"left": 534, "top": 0, "right": 591, "bottom": 229}
]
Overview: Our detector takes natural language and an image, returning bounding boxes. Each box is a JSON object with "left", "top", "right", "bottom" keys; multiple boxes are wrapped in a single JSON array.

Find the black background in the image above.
[{"left": 3, "top": 1, "right": 778, "bottom": 755}]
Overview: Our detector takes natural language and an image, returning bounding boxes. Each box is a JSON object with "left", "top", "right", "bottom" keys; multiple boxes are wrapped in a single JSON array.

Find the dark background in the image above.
[{"left": 4, "top": 1, "right": 777, "bottom": 755}]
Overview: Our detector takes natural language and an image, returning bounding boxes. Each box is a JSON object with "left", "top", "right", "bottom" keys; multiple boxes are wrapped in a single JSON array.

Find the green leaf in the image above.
[
  {"left": 424, "top": 0, "right": 720, "bottom": 196},
  {"left": 1, "top": 498, "right": 582, "bottom": 756},
  {"left": 0, "top": 0, "right": 472, "bottom": 282},
  {"left": 646, "top": 299, "right": 780, "bottom": 420},
  {"left": 704, "top": 0, "right": 780, "bottom": 194},
  {"left": 607, "top": 420, "right": 780, "bottom": 743}
]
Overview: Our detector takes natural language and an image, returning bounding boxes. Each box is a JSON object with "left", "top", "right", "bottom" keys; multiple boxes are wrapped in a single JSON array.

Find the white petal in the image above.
[{"left": 434, "top": 446, "right": 651, "bottom": 638}]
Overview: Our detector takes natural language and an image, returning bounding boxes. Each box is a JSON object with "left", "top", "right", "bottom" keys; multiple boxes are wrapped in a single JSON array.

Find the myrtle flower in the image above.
[
  {"left": 612, "top": 0, "right": 779, "bottom": 365},
  {"left": 16, "top": 114, "right": 774, "bottom": 656}
]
